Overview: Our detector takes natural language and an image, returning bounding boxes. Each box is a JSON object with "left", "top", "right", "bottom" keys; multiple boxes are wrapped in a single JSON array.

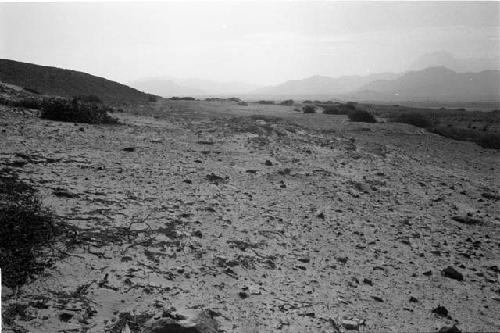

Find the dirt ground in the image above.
[{"left": 1, "top": 99, "right": 499, "bottom": 332}]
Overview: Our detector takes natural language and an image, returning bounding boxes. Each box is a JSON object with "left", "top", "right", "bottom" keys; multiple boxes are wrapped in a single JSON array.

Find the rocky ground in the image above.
[{"left": 1, "top": 99, "right": 499, "bottom": 332}]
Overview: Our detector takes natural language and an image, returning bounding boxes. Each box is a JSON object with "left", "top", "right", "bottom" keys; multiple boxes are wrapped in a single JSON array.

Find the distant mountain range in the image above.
[
  {"left": 0, "top": 59, "right": 153, "bottom": 104},
  {"left": 252, "top": 73, "right": 400, "bottom": 96},
  {"left": 351, "top": 66, "right": 500, "bottom": 102}
]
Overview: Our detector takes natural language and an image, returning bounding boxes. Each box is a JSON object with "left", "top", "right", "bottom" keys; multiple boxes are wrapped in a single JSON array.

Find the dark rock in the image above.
[
  {"left": 452, "top": 215, "right": 482, "bottom": 225},
  {"left": 363, "top": 278, "right": 373, "bottom": 286},
  {"left": 53, "top": 188, "right": 79, "bottom": 198},
  {"left": 298, "top": 258, "right": 310, "bottom": 263},
  {"left": 432, "top": 305, "right": 449, "bottom": 317},
  {"left": 192, "top": 230, "right": 203, "bottom": 238},
  {"left": 409, "top": 296, "right": 418, "bottom": 303},
  {"left": 265, "top": 160, "right": 273, "bottom": 166},
  {"left": 183, "top": 179, "right": 192, "bottom": 184},
  {"left": 438, "top": 325, "right": 462, "bottom": 333},
  {"left": 423, "top": 270, "right": 432, "bottom": 276},
  {"left": 371, "top": 296, "right": 384, "bottom": 302},
  {"left": 246, "top": 169, "right": 257, "bottom": 174},
  {"left": 59, "top": 312, "right": 73, "bottom": 322},
  {"left": 442, "top": 266, "right": 464, "bottom": 281},
  {"left": 79, "top": 127, "right": 84, "bottom": 132},
  {"left": 336, "top": 256, "right": 348, "bottom": 264},
  {"left": 238, "top": 291, "right": 249, "bottom": 299},
  {"left": 123, "top": 147, "right": 135, "bottom": 152}
]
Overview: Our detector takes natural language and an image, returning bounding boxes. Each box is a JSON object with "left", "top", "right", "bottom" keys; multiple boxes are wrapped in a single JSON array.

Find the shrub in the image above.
[
  {"left": 279, "top": 99, "right": 295, "bottom": 106},
  {"left": 303, "top": 105, "right": 316, "bottom": 113},
  {"left": 238, "top": 101, "right": 248, "bottom": 106},
  {"left": 73, "top": 94, "right": 102, "bottom": 104},
  {"left": 348, "top": 109, "right": 377, "bottom": 123},
  {"left": 393, "top": 113, "right": 433, "bottom": 128},
  {"left": 476, "top": 133, "right": 500, "bottom": 149},
  {"left": 41, "top": 97, "right": 118, "bottom": 124},
  {"left": 170, "top": 96, "right": 196, "bottom": 101},
  {"left": 0, "top": 171, "right": 58, "bottom": 287},
  {"left": 23, "top": 87, "right": 41, "bottom": 95},
  {"left": 323, "top": 105, "right": 346, "bottom": 115},
  {"left": 258, "top": 100, "right": 275, "bottom": 105}
]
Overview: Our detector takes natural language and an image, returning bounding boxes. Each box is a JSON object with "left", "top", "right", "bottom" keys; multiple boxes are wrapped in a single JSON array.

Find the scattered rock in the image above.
[
  {"left": 191, "top": 230, "right": 203, "bottom": 238},
  {"left": 409, "top": 296, "right": 418, "bottom": 303},
  {"left": 265, "top": 160, "right": 273, "bottom": 166},
  {"left": 363, "top": 278, "right": 373, "bottom": 286},
  {"left": 438, "top": 325, "right": 462, "bottom": 333},
  {"left": 341, "top": 319, "right": 359, "bottom": 330},
  {"left": 53, "top": 188, "right": 79, "bottom": 198},
  {"left": 371, "top": 296, "right": 384, "bottom": 302},
  {"left": 238, "top": 291, "right": 249, "bottom": 299},
  {"left": 423, "top": 270, "right": 432, "bottom": 276},
  {"left": 59, "top": 312, "right": 73, "bottom": 322},
  {"left": 183, "top": 179, "right": 192, "bottom": 184},
  {"left": 442, "top": 266, "right": 464, "bottom": 281},
  {"left": 123, "top": 147, "right": 135, "bottom": 152},
  {"left": 432, "top": 305, "right": 449, "bottom": 318},
  {"left": 452, "top": 215, "right": 483, "bottom": 225}
]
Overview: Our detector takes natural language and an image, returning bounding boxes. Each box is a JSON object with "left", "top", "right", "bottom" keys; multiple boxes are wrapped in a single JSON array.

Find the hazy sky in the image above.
[{"left": 1, "top": 1, "right": 499, "bottom": 85}]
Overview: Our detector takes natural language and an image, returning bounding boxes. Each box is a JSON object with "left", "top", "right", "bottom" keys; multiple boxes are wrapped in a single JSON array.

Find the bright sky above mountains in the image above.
[{"left": 1, "top": 1, "right": 498, "bottom": 85}]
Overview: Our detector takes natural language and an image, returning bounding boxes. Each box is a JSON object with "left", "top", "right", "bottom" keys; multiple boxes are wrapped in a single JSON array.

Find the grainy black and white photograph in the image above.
[{"left": 0, "top": 1, "right": 499, "bottom": 332}]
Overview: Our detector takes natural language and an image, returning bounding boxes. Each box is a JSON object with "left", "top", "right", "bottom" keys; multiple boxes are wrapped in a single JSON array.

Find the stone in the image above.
[
  {"left": 123, "top": 147, "right": 135, "bottom": 152},
  {"left": 341, "top": 319, "right": 359, "bottom": 330},
  {"left": 438, "top": 325, "right": 462, "bottom": 333},
  {"left": 432, "top": 305, "right": 449, "bottom": 317},
  {"left": 442, "top": 266, "right": 464, "bottom": 281},
  {"left": 265, "top": 160, "right": 273, "bottom": 166}
]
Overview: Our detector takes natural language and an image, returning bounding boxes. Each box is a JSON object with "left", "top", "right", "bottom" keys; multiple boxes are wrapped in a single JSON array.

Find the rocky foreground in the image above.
[{"left": 1, "top": 101, "right": 499, "bottom": 332}]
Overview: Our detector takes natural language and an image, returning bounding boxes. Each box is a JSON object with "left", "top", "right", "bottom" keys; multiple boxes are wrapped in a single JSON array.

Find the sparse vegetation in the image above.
[
  {"left": 302, "top": 104, "right": 317, "bottom": 113},
  {"left": 41, "top": 97, "right": 118, "bottom": 124},
  {"left": 279, "top": 99, "right": 295, "bottom": 106},
  {"left": 73, "top": 94, "right": 103, "bottom": 104},
  {"left": 348, "top": 109, "right": 377, "bottom": 123},
  {"left": 393, "top": 113, "right": 433, "bottom": 128},
  {"left": 258, "top": 100, "right": 275, "bottom": 105},
  {"left": 0, "top": 170, "right": 59, "bottom": 287},
  {"left": 170, "top": 96, "right": 196, "bottom": 101}
]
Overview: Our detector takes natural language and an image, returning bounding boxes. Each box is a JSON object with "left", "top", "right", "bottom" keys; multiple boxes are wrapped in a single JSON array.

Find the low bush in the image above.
[
  {"left": 170, "top": 96, "right": 196, "bottom": 101},
  {"left": 393, "top": 113, "right": 433, "bottom": 128},
  {"left": 303, "top": 105, "right": 316, "bottom": 113},
  {"left": 147, "top": 94, "right": 158, "bottom": 102},
  {"left": 323, "top": 105, "right": 346, "bottom": 115},
  {"left": 73, "top": 94, "right": 102, "bottom": 104},
  {"left": 348, "top": 109, "right": 377, "bottom": 123},
  {"left": 0, "top": 170, "right": 59, "bottom": 287},
  {"left": 258, "top": 100, "right": 275, "bottom": 105},
  {"left": 280, "top": 99, "right": 295, "bottom": 106},
  {"left": 476, "top": 133, "right": 500, "bottom": 149},
  {"left": 41, "top": 97, "right": 118, "bottom": 124}
]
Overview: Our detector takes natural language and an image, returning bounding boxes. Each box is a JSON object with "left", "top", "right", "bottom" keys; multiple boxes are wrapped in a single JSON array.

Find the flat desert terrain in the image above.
[{"left": 1, "top": 99, "right": 499, "bottom": 332}]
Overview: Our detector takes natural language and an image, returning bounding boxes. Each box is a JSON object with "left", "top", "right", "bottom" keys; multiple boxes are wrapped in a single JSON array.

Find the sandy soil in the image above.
[{"left": 1, "top": 100, "right": 499, "bottom": 332}]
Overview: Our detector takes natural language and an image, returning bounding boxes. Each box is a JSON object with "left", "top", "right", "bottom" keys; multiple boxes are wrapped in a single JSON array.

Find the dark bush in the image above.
[
  {"left": 279, "top": 99, "right": 295, "bottom": 106},
  {"left": 323, "top": 105, "right": 346, "bottom": 115},
  {"left": 258, "top": 100, "right": 275, "bottom": 105},
  {"left": 476, "top": 133, "right": 500, "bottom": 149},
  {"left": 228, "top": 97, "right": 242, "bottom": 103},
  {"left": 0, "top": 171, "right": 58, "bottom": 287},
  {"left": 170, "top": 96, "right": 196, "bottom": 101},
  {"left": 23, "top": 87, "right": 41, "bottom": 95},
  {"left": 394, "top": 113, "right": 433, "bottom": 128},
  {"left": 303, "top": 105, "right": 316, "bottom": 114},
  {"left": 348, "top": 109, "right": 377, "bottom": 123},
  {"left": 73, "top": 94, "right": 102, "bottom": 104},
  {"left": 41, "top": 97, "right": 118, "bottom": 124}
]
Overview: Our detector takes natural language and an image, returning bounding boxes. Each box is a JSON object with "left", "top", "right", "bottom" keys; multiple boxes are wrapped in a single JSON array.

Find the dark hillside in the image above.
[{"left": 0, "top": 59, "right": 154, "bottom": 104}]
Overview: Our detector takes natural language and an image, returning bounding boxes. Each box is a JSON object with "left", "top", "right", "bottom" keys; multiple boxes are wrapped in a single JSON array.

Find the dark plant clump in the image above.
[
  {"left": 41, "top": 97, "right": 118, "bottom": 124},
  {"left": 0, "top": 170, "right": 59, "bottom": 287},
  {"left": 279, "top": 99, "right": 295, "bottom": 106},
  {"left": 393, "top": 113, "right": 433, "bottom": 128},
  {"left": 476, "top": 133, "right": 500, "bottom": 149},
  {"left": 169, "top": 96, "right": 196, "bottom": 101},
  {"left": 348, "top": 109, "right": 377, "bottom": 123},
  {"left": 73, "top": 94, "right": 103, "bottom": 104},
  {"left": 302, "top": 104, "right": 316, "bottom": 114},
  {"left": 258, "top": 100, "right": 275, "bottom": 105}
]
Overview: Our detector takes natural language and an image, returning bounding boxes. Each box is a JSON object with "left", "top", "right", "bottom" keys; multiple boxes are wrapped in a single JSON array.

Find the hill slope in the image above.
[
  {"left": 355, "top": 66, "right": 500, "bottom": 102},
  {"left": 0, "top": 59, "right": 153, "bottom": 104},
  {"left": 129, "top": 78, "right": 204, "bottom": 97}
]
